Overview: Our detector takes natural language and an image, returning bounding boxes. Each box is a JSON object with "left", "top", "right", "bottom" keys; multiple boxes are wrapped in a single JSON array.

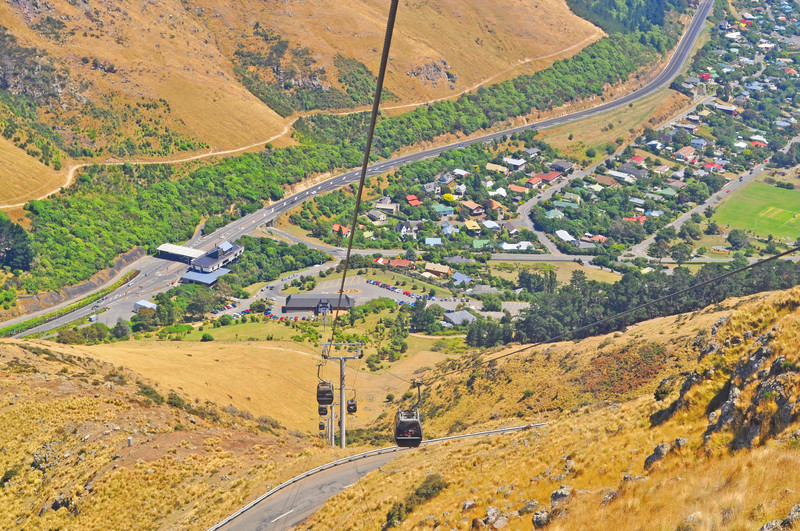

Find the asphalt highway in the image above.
[{"left": 5, "top": 0, "right": 713, "bottom": 335}]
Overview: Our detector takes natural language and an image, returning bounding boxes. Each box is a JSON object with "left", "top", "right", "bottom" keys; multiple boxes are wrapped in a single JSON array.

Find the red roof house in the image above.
[{"left": 406, "top": 194, "right": 422, "bottom": 207}]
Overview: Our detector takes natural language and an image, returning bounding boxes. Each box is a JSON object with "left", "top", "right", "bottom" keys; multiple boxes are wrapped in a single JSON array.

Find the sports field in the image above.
[{"left": 713, "top": 182, "right": 800, "bottom": 240}]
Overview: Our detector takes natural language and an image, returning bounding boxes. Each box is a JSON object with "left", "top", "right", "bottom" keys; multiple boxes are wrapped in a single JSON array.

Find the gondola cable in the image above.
[{"left": 326, "top": 0, "right": 400, "bottom": 348}]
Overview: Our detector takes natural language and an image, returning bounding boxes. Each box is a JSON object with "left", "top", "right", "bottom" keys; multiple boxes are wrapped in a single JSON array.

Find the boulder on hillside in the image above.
[
  {"left": 644, "top": 443, "right": 671, "bottom": 470},
  {"left": 550, "top": 485, "right": 572, "bottom": 507},
  {"left": 783, "top": 504, "right": 800, "bottom": 527},
  {"left": 518, "top": 499, "right": 540, "bottom": 515},
  {"left": 491, "top": 515, "right": 508, "bottom": 529},
  {"left": 674, "top": 437, "right": 689, "bottom": 449},
  {"left": 462, "top": 500, "right": 476, "bottom": 511},
  {"left": 471, "top": 517, "right": 486, "bottom": 528},
  {"left": 532, "top": 509, "right": 550, "bottom": 529},
  {"left": 484, "top": 506, "right": 501, "bottom": 525}
]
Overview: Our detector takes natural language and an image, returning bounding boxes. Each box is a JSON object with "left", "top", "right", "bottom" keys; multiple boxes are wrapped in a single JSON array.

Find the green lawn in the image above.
[{"left": 713, "top": 182, "right": 800, "bottom": 240}]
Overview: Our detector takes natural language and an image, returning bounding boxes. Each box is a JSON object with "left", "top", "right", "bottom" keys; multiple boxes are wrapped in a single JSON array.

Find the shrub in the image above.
[
  {"left": 137, "top": 382, "right": 164, "bottom": 404},
  {"left": 201, "top": 333, "right": 214, "bottom": 342}
]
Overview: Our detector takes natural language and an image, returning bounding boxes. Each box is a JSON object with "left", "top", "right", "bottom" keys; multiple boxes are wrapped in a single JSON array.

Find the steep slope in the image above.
[
  {"left": 304, "top": 288, "right": 800, "bottom": 530},
  {"left": 0, "top": 339, "right": 354, "bottom": 530}
]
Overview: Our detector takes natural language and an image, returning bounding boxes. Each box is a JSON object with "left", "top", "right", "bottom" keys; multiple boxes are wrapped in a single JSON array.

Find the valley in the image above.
[{"left": 0, "top": 0, "right": 799, "bottom": 528}]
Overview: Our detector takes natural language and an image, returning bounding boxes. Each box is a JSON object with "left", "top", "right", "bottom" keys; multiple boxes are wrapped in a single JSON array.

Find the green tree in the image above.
[
  {"left": 727, "top": 229, "right": 749, "bottom": 250},
  {"left": 112, "top": 318, "right": 131, "bottom": 339},
  {"left": 669, "top": 242, "right": 692, "bottom": 265}
]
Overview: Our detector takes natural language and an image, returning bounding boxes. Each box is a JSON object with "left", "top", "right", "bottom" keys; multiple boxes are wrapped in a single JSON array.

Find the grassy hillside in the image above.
[
  {"left": 304, "top": 287, "right": 800, "bottom": 529},
  {"left": 0, "top": 339, "right": 368, "bottom": 529},
  {"left": 3, "top": 286, "right": 800, "bottom": 529},
  {"left": 0, "top": 0, "right": 602, "bottom": 206}
]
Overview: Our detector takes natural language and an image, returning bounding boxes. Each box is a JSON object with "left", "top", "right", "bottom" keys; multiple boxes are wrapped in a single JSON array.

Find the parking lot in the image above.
[{"left": 207, "top": 273, "right": 531, "bottom": 323}]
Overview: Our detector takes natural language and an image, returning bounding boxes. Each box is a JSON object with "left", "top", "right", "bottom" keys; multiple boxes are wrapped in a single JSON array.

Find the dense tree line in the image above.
[
  {"left": 0, "top": 212, "right": 33, "bottom": 271},
  {"left": 467, "top": 259, "right": 800, "bottom": 347},
  {"left": 565, "top": 0, "right": 686, "bottom": 33}
]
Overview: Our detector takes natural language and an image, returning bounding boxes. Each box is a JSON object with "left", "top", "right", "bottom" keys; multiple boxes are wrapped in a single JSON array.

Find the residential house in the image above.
[
  {"left": 389, "top": 259, "right": 414, "bottom": 268},
  {"left": 750, "top": 140, "right": 768, "bottom": 148},
  {"left": 629, "top": 197, "right": 646, "bottom": 207},
  {"left": 395, "top": 221, "right": 417, "bottom": 239},
  {"left": 437, "top": 172, "right": 455, "bottom": 188},
  {"left": 503, "top": 222, "right": 520, "bottom": 236},
  {"left": 453, "top": 183, "right": 467, "bottom": 197},
  {"left": 503, "top": 157, "right": 527, "bottom": 171},
  {"left": 576, "top": 241, "right": 596, "bottom": 251},
  {"left": 618, "top": 163, "right": 649, "bottom": 179},
  {"left": 441, "top": 221, "right": 460, "bottom": 236},
  {"left": 629, "top": 155, "right": 646, "bottom": 166},
  {"left": 445, "top": 256, "right": 476, "bottom": 265},
  {"left": 374, "top": 197, "right": 400, "bottom": 214},
  {"left": 586, "top": 183, "right": 604, "bottom": 194},
  {"left": 425, "top": 262, "right": 452, "bottom": 278},
  {"left": 553, "top": 200, "right": 579, "bottom": 210},
  {"left": 464, "top": 219, "right": 481, "bottom": 233},
  {"left": 482, "top": 220, "right": 501, "bottom": 232},
  {"left": 590, "top": 234, "right": 608, "bottom": 244},
  {"left": 545, "top": 209, "right": 564, "bottom": 219},
  {"left": 444, "top": 310, "right": 477, "bottom": 326},
  {"left": 607, "top": 170, "right": 637, "bottom": 183},
  {"left": 487, "top": 199, "right": 504, "bottom": 217},
  {"left": 563, "top": 192, "right": 582, "bottom": 204},
  {"left": 538, "top": 171, "right": 563, "bottom": 184},
  {"left": 526, "top": 176, "right": 544, "bottom": 189},
  {"left": 500, "top": 241, "right": 533, "bottom": 251},
  {"left": 551, "top": 160, "right": 574, "bottom": 172},
  {"left": 594, "top": 174, "right": 621, "bottom": 188},
  {"left": 460, "top": 200, "right": 485, "bottom": 217},
  {"left": 453, "top": 168, "right": 470, "bottom": 178},
  {"left": 524, "top": 147, "right": 541, "bottom": 159},
  {"left": 422, "top": 182, "right": 441, "bottom": 196},
  {"left": 406, "top": 194, "right": 422, "bottom": 207},
  {"left": 646, "top": 140, "right": 664, "bottom": 151},
  {"left": 508, "top": 184, "right": 529, "bottom": 195},
  {"left": 425, "top": 237, "right": 443, "bottom": 247},
  {"left": 332, "top": 224, "right": 351, "bottom": 236},
  {"left": 367, "top": 209, "right": 387, "bottom": 224},
  {"left": 485, "top": 163, "right": 509, "bottom": 175},
  {"left": 713, "top": 102, "right": 738, "bottom": 115},
  {"left": 555, "top": 230, "right": 575, "bottom": 243},
  {"left": 452, "top": 272, "right": 474, "bottom": 287},
  {"left": 674, "top": 146, "right": 696, "bottom": 162},
  {"left": 690, "top": 138, "right": 708, "bottom": 149},
  {"left": 488, "top": 187, "right": 507, "bottom": 198},
  {"left": 432, "top": 203, "right": 454, "bottom": 219}
]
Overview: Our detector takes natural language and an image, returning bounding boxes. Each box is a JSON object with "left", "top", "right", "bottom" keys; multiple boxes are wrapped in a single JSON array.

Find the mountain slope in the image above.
[{"left": 304, "top": 287, "right": 800, "bottom": 530}]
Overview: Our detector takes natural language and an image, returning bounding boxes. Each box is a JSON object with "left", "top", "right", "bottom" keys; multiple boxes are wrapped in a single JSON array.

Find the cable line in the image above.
[{"left": 327, "top": 0, "right": 400, "bottom": 347}]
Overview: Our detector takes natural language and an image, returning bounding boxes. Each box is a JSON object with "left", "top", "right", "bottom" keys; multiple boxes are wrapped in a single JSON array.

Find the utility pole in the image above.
[{"left": 322, "top": 342, "right": 363, "bottom": 449}]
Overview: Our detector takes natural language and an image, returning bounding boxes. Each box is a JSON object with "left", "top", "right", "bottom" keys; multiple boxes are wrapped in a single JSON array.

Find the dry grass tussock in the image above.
[
  {"left": 304, "top": 288, "right": 800, "bottom": 530},
  {"left": 0, "top": 340, "right": 353, "bottom": 530}
]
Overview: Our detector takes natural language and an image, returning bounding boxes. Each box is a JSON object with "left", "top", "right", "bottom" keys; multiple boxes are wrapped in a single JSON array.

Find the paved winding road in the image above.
[{"left": 3, "top": 0, "right": 714, "bottom": 335}]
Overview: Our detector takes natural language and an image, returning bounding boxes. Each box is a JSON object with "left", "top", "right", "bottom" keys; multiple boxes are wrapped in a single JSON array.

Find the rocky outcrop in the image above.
[
  {"left": 550, "top": 485, "right": 573, "bottom": 507},
  {"left": 644, "top": 443, "right": 671, "bottom": 470},
  {"left": 532, "top": 509, "right": 550, "bottom": 529},
  {"left": 518, "top": 499, "right": 540, "bottom": 515}
]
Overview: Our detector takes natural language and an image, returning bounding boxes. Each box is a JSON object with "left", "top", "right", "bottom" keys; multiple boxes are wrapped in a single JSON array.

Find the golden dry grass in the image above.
[
  {"left": 0, "top": 137, "right": 65, "bottom": 207},
  {"left": 539, "top": 87, "right": 692, "bottom": 160},
  {"left": 490, "top": 260, "right": 623, "bottom": 284},
  {"left": 0, "top": 339, "right": 355, "bottom": 530},
  {"left": 305, "top": 289, "right": 800, "bottom": 531},
  {"left": 80, "top": 338, "right": 446, "bottom": 433}
]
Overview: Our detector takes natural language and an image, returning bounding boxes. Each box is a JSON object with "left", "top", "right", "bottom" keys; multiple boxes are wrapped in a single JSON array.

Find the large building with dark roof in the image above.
[
  {"left": 191, "top": 241, "right": 243, "bottom": 273},
  {"left": 283, "top": 294, "right": 355, "bottom": 314}
]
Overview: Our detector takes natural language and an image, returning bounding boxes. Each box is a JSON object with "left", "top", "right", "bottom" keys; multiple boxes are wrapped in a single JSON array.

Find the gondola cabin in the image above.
[
  {"left": 318, "top": 404, "right": 328, "bottom": 416},
  {"left": 317, "top": 381, "right": 334, "bottom": 405},
  {"left": 319, "top": 421, "right": 326, "bottom": 431},
  {"left": 347, "top": 399, "right": 358, "bottom": 414},
  {"left": 394, "top": 409, "right": 422, "bottom": 448}
]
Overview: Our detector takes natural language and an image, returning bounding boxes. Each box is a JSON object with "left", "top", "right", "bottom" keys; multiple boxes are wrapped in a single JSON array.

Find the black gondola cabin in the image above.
[
  {"left": 394, "top": 409, "right": 422, "bottom": 448},
  {"left": 317, "top": 381, "right": 334, "bottom": 405}
]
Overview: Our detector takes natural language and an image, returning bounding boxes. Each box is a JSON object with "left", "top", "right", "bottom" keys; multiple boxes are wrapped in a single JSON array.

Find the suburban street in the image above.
[{"left": 2, "top": 0, "right": 715, "bottom": 335}]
